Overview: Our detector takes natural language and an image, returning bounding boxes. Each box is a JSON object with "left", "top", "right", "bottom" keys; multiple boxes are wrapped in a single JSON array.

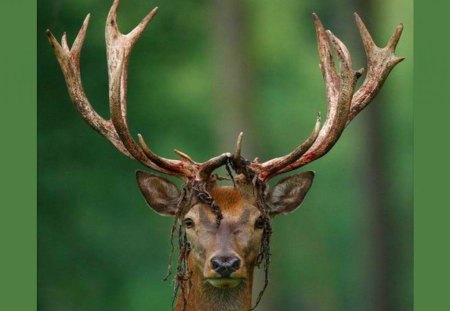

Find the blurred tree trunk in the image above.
[
  {"left": 352, "top": 1, "right": 396, "bottom": 310},
  {"left": 363, "top": 95, "right": 395, "bottom": 311},
  {"left": 211, "top": 1, "right": 271, "bottom": 310},
  {"left": 211, "top": 0, "right": 258, "bottom": 154}
]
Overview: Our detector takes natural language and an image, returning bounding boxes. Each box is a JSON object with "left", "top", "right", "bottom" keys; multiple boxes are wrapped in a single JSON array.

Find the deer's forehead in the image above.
[
  {"left": 186, "top": 186, "right": 260, "bottom": 223},
  {"left": 210, "top": 186, "right": 254, "bottom": 208},
  {"left": 188, "top": 203, "right": 258, "bottom": 220}
]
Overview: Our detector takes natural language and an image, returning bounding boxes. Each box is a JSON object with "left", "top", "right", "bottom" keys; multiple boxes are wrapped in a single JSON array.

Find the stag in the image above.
[{"left": 47, "top": 0, "right": 404, "bottom": 310}]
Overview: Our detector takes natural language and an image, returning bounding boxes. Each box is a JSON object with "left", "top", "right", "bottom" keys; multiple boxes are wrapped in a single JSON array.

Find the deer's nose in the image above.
[{"left": 210, "top": 256, "right": 241, "bottom": 278}]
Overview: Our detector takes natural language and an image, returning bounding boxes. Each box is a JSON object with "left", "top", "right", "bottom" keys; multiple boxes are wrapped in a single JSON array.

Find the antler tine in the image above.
[
  {"left": 257, "top": 14, "right": 403, "bottom": 180},
  {"left": 47, "top": 14, "right": 133, "bottom": 158},
  {"left": 138, "top": 134, "right": 192, "bottom": 175},
  {"left": 106, "top": 0, "right": 159, "bottom": 120},
  {"left": 312, "top": 14, "right": 339, "bottom": 108},
  {"left": 230, "top": 132, "right": 249, "bottom": 174},
  {"left": 234, "top": 132, "right": 244, "bottom": 160},
  {"left": 348, "top": 13, "right": 405, "bottom": 122},
  {"left": 105, "top": 0, "right": 151, "bottom": 128},
  {"left": 199, "top": 153, "right": 232, "bottom": 181}
]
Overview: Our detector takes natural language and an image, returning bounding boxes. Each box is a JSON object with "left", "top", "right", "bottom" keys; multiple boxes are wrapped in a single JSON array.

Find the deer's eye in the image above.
[
  {"left": 254, "top": 217, "right": 265, "bottom": 229},
  {"left": 184, "top": 218, "right": 195, "bottom": 229}
]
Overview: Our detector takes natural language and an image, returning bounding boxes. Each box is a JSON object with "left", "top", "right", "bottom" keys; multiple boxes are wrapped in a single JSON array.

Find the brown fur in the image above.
[
  {"left": 175, "top": 186, "right": 262, "bottom": 311},
  {"left": 211, "top": 186, "right": 245, "bottom": 211},
  {"left": 174, "top": 256, "right": 254, "bottom": 311}
]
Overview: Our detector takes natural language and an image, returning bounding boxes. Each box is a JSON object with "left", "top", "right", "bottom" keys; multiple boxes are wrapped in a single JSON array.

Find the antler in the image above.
[
  {"left": 48, "top": 3, "right": 403, "bottom": 183},
  {"left": 47, "top": 0, "right": 230, "bottom": 181},
  {"left": 250, "top": 13, "right": 404, "bottom": 181}
]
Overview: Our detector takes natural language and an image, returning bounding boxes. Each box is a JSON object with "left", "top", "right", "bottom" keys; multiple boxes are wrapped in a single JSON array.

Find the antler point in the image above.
[
  {"left": 312, "top": 13, "right": 324, "bottom": 28},
  {"left": 82, "top": 13, "right": 91, "bottom": 27},
  {"left": 174, "top": 149, "right": 195, "bottom": 164},
  {"left": 392, "top": 56, "right": 406, "bottom": 65},
  {"left": 150, "top": 7, "right": 159, "bottom": 17},
  {"left": 46, "top": 29, "right": 61, "bottom": 50},
  {"left": 235, "top": 132, "right": 244, "bottom": 158}
]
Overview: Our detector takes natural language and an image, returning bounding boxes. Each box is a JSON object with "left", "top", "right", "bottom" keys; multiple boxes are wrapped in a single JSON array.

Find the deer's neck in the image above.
[{"left": 175, "top": 258, "right": 254, "bottom": 311}]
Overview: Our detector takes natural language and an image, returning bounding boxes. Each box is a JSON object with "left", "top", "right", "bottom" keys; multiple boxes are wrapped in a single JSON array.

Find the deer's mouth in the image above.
[{"left": 206, "top": 278, "right": 244, "bottom": 288}]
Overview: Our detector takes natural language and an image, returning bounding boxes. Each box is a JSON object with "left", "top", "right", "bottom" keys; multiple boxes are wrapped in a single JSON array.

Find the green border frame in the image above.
[
  {"left": 0, "top": 0, "right": 36, "bottom": 310},
  {"left": 2, "top": 0, "right": 450, "bottom": 310},
  {"left": 414, "top": 1, "right": 449, "bottom": 310}
]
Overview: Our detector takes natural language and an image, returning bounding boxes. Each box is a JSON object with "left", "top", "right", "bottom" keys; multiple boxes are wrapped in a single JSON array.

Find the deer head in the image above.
[
  {"left": 47, "top": 1, "right": 404, "bottom": 310},
  {"left": 136, "top": 170, "right": 314, "bottom": 286}
]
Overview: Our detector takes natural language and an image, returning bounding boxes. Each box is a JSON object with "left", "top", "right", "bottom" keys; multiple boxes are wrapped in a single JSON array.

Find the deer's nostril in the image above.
[
  {"left": 211, "top": 256, "right": 241, "bottom": 278},
  {"left": 211, "top": 258, "right": 220, "bottom": 270},
  {"left": 230, "top": 257, "right": 241, "bottom": 271}
]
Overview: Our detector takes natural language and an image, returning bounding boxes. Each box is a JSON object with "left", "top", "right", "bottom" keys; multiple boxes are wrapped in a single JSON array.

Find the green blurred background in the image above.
[{"left": 38, "top": 0, "right": 412, "bottom": 310}]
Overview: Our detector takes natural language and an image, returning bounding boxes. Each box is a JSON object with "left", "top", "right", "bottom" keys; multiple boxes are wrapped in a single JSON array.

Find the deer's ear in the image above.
[
  {"left": 136, "top": 170, "right": 180, "bottom": 216},
  {"left": 266, "top": 171, "right": 315, "bottom": 216}
]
